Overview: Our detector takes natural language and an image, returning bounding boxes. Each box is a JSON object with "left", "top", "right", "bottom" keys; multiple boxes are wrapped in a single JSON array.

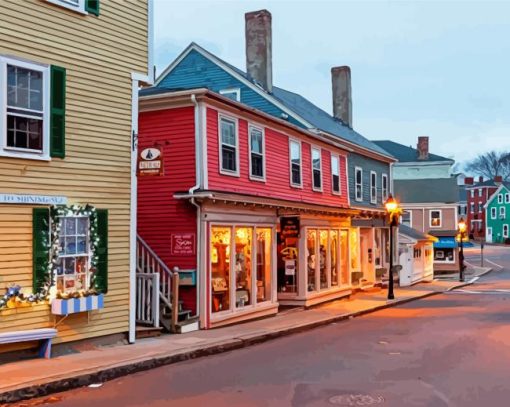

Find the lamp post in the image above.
[
  {"left": 458, "top": 217, "right": 466, "bottom": 282},
  {"left": 385, "top": 194, "right": 399, "bottom": 300}
]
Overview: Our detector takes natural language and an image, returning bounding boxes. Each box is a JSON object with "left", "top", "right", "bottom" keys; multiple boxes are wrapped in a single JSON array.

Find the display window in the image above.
[
  {"left": 339, "top": 230, "right": 350, "bottom": 285},
  {"left": 210, "top": 225, "right": 273, "bottom": 315},
  {"left": 434, "top": 248, "right": 455, "bottom": 263},
  {"left": 306, "top": 229, "right": 317, "bottom": 292},
  {"left": 350, "top": 229, "right": 360, "bottom": 271},
  {"left": 330, "top": 230, "right": 339, "bottom": 286}
]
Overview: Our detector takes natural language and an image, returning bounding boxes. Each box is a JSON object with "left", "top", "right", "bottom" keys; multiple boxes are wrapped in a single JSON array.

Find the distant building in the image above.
[
  {"left": 465, "top": 176, "right": 502, "bottom": 240},
  {"left": 484, "top": 183, "right": 510, "bottom": 243}
]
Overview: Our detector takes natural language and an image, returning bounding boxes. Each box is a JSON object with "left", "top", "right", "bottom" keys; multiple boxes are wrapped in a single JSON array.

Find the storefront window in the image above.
[
  {"left": 319, "top": 230, "right": 328, "bottom": 289},
  {"left": 350, "top": 229, "right": 360, "bottom": 271},
  {"left": 374, "top": 229, "right": 382, "bottom": 267},
  {"left": 330, "top": 230, "right": 339, "bottom": 286},
  {"left": 256, "top": 228, "right": 272, "bottom": 302},
  {"left": 278, "top": 219, "right": 299, "bottom": 293},
  {"left": 340, "top": 230, "right": 349, "bottom": 285},
  {"left": 434, "top": 248, "right": 455, "bottom": 263},
  {"left": 211, "top": 227, "right": 231, "bottom": 313},
  {"left": 235, "top": 227, "right": 252, "bottom": 308},
  {"left": 307, "top": 229, "right": 317, "bottom": 291}
]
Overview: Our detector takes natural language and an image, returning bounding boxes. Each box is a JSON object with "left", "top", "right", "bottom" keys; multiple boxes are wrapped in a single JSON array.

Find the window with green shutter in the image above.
[
  {"left": 33, "top": 208, "right": 50, "bottom": 294},
  {"left": 50, "top": 65, "right": 66, "bottom": 158},
  {"left": 95, "top": 209, "right": 108, "bottom": 293}
]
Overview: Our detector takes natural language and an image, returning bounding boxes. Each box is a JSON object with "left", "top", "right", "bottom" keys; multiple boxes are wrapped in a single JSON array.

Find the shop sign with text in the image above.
[
  {"left": 171, "top": 233, "right": 196, "bottom": 256},
  {"left": 138, "top": 147, "right": 163, "bottom": 176}
]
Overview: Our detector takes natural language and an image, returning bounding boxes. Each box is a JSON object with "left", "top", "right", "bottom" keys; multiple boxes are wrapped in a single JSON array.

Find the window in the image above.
[
  {"left": 487, "top": 227, "right": 492, "bottom": 237},
  {"left": 370, "top": 171, "right": 377, "bottom": 204},
  {"left": 249, "top": 125, "right": 264, "bottom": 180},
  {"left": 219, "top": 116, "right": 238, "bottom": 175},
  {"left": 506, "top": 193, "right": 510, "bottom": 204},
  {"left": 55, "top": 216, "right": 90, "bottom": 294},
  {"left": 382, "top": 174, "right": 388, "bottom": 202},
  {"left": 289, "top": 140, "right": 302, "bottom": 187},
  {"left": 478, "top": 189, "right": 483, "bottom": 197},
  {"left": 355, "top": 167, "right": 363, "bottom": 201},
  {"left": 470, "top": 203, "right": 475, "bottom": 214},
  {"left": 331, "top": 155, "right": 340, "bottom": 194},
  {"left": 434, "top": 248, "right": 455, "bottom": 263},
  {"left": 0, "top": 57, "right": 50, "bottom": 159},
  {"left": 498, "top": 194, "right": 503, "bottom": 204},
  {"left": 401, "top": 210, "right": 412, "bottom": 227},
  {"left": 479, "top": 201, "right": 483, "bottom": 213},
  {"left": 491, "top": 207, "right": 497, "bottom": 219},
  {"left": 504, "top": 224, "right": 509, "bottom": 238},
  {"left": 311, "top": 147, "right": 322, "bottom": 191},
  {"left": 219, "top": 88, "right": 241, "bottom": 102},
  {"left": 46, "top": 0, "right": 98, "bottom": 15},
  {"left": 430, "top": 210, "right": 442, "bottom": 227},
  {"left": 470, "top": 190, "right": 474, "bottom": 198},
  {"left": 500, "top": 206, "right": 506, "bottom": 218}
]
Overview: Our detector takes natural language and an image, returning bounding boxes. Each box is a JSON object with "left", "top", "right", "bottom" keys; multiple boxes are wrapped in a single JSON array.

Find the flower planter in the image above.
[{"left": 51, "top": 294, "right": 104, "bottom": 315}]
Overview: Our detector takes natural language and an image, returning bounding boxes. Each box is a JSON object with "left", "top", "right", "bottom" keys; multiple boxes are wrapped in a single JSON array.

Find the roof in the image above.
[
  {"left": 466, "top": 179, "right": 501, "bottom": 188},
  {"left": 372, "top": 140, "right": 453, "bottom": 163},
  {"left": 398, "top": 224, "right": 437, "bottom": 242},
  {"left": 150, "top": 42, "right": 394, "bottom": 160},
  {"left": 394, "top": 177, "right": 460, "bottom": 204},
  {"left": 428, "top": 230, "right": 458, "bottom": 237}
]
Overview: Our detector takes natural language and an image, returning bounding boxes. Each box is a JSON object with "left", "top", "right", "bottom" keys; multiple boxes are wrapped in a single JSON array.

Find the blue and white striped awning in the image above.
[{"left": 51, "top": 294, "right": 104, "bottom": 315}]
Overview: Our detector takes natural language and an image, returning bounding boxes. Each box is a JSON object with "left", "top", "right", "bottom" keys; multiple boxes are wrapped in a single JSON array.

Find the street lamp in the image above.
[
  {"left": 458, "top": 217, "right": 467, "bottom": 282},
  {"left": 385, "top": 194, "right": 400, "bottom": 300}
]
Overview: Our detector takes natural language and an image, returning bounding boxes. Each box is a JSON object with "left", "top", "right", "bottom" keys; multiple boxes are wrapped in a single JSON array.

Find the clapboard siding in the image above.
[
  {"left": 348, "top": 153, "right": 391, "bottom": 208},
  {"left": 0, "top": 0, "right": 148, "bottom": 347},
  {"left": 206, "top": 107, "right": 350, "bottom": 208},
  {"left": 137, "top": 107, "right": 197, "bottom": 271}
]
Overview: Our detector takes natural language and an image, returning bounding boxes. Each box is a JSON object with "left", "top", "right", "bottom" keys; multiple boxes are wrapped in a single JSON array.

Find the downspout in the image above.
[{"left": 189, "top": 94, "right": 202, "bottom": 320}]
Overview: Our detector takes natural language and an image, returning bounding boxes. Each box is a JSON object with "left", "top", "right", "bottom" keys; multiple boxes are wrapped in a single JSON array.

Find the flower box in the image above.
[{"left": 51, "top": 294, "right": 104, "bottom": 315}]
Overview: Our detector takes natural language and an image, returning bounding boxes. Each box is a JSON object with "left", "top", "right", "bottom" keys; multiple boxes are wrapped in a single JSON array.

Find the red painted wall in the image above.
[
  {"left": 466, "top": 186, "right": 498, "bottom": 238},
  {"left": 137, "top": 107, "right": 197, "bottom": 312},
  {"left": 206, "top": 107, "right": 350, "bottom": 207}
]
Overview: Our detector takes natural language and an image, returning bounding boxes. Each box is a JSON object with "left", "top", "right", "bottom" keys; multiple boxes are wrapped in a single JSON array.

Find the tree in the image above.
[{"left": 465, "top": 151, "right": 510, "bottom": 180}]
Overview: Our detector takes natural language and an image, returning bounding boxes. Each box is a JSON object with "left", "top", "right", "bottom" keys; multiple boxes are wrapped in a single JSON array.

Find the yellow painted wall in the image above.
[{"left": 0, "top": 0, "right": 148, "bottom": 347}]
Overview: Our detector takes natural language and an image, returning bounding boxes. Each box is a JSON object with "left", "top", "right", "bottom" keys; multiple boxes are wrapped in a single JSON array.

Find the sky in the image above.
[{"left": 153, "top": 0, "right": 510, "bottom": 167}]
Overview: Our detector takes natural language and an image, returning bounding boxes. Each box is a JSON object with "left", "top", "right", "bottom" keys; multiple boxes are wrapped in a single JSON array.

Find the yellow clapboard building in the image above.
[{"left": 0, "top": 0, "right": 153, "bottom": 357}]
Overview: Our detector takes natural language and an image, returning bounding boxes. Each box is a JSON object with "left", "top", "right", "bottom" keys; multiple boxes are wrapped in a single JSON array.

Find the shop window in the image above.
[
  {"left": 374, "top": 229, "right": 382, "bottom": 267},
  {"left": 219, "top": 116, "right": 238, "bottom": 175},
  {"left": 434, "top": 248, "right": 455, "bottom": 263},
  {"left": 311, "top": 147, "right": 322, "bottom": 191},
  {"left": 330, "top": 230, "right": 339, "bottom": 286},
  {"left": 430, "top": 210, "right": 442, "bottom": 227},
  {"left": 331, "top": 155, "right": 340, "bottom": 194},
  {"left": 256, "top": 228, "right": 272, "bottom": 303},
  {"left": 55, "top": 216, "right": 90, "bottom": 294},
  {"left": 382, "top": 174, "right": 388, "bottom": 202},
  {"left": 370, "top": 171, "right": 377, "bottom": 204},
  {"left": 278, "top": 218, "right": 299, "bottom": 294},
  {"left": 319, "top": 230, "right": 328, "bottom": 289},
  {"left": 289, "top": 140, "right": 302, "bottom": 187},
  {"left": 307, "top": 229, "right": 317, "bottom": 291},
  {"left": 249, "top": 125, "right": 265, "bottom": 180},
  {"left": 340, "top": 230, "right": 350, "bottom": 285},
  {"left": 235, "top": 227, "right": 252, "bottom": 308},
  {"left": 350, "top": 229, "right": 360, "bottom": 271},
  {"left": 210, "top": 227, "right": 231, "bottom": 313},
  {"left": 355, "top": 167, "right": 363, "bottom": 201}
]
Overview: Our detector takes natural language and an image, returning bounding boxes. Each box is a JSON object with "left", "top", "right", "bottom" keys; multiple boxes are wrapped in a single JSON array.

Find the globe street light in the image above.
[
  {"left": 458, "top": 217, "right": 467, "bottom": 282},
  {"left": 385, "top": 194, "right": 400, "bottom": 300}
]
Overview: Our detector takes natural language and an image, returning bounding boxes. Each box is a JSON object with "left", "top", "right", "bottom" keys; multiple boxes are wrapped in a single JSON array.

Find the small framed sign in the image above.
[
  {"left": 170, "top": 233, "right": 196, "bottom": 256},
  {"left": 138, "top": 146, "right": 163, "bottom": 176}
]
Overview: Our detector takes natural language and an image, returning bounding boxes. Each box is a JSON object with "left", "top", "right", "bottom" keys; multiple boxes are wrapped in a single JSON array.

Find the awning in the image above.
[{"left": 433, "top": 237, "right": 457, "bottom": 249}]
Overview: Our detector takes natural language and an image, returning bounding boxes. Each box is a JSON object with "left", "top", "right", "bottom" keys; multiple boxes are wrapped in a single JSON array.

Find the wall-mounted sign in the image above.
[
  {"left": 138, "top": 146, "right": 163, "bottom": 176},
  {"left": 170, "top": 233, "right": 196, "bottom": 256},
  {"left": 0, "top": 193, "right": 67, "bottom": 205}
]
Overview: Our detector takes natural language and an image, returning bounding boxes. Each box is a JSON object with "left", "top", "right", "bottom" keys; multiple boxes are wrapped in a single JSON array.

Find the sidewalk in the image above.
[{"left": 0, "top": 276, "right": 487, "bottom": 404}]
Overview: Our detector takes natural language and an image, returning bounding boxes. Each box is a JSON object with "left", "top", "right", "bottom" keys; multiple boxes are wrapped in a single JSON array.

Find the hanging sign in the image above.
[
  {"left": 170, "top": 233, "right": 196, "bottom": 256},
  {"left": 0, "top": 193, "right": 67, "bottom": 205},
  {"left": 138, "top": 146, "right": 163, "bottom": 176}
]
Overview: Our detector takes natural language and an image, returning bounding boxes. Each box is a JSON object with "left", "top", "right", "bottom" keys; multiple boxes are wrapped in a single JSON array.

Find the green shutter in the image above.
[
  {"left": 85, "top": 0, "right": 100, "bottom": 16},
  {"left": 33, "top": 208, "right": 50, "bottom": 294},
  {"left": 95, "top": 209, "right": 108, "bottom": 293},
  {"left": 50, "top": 65, "right": 66, "bottom": 158}
]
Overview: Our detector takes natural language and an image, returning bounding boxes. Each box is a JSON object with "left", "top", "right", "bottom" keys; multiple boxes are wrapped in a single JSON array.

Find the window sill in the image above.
[
  {"left": 46, "top": 0, "right": 89, "bottom": 15},
  {"left": 290, "top": 183, "right": 303, "bottom": 189},
  {"left": 0, "top": 150, "right": 51, "bottom": 162},
  {"left": 219, "top": 169, "right": 240, "bottom": 178},
  {"left": 249, "top": 175, "right": 266, "bottom": 183}
]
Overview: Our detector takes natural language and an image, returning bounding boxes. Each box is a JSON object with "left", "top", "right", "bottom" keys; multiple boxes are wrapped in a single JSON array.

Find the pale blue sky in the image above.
[{"left": 153, "top": 0, "right": 510, "bottom": 166}]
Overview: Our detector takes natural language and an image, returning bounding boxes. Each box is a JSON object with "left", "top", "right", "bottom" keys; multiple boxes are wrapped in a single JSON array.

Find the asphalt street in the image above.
[{"left": 16, "top": 245, "right": 510, "bottom": 407}]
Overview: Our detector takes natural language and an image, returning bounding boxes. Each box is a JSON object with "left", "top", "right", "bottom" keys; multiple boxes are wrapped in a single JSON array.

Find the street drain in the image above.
[{"left": 329, "top": 394, "right": 385, "bottom": 405}]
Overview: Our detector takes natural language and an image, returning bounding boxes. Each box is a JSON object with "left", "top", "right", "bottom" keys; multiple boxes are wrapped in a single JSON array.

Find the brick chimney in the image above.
[
  {"left": 331, "top": 66, "right": 352, "bottom": 128},
  {"left": 478, "top": 176, "right": 484, "bottom": 183},
  {"left": 494, "top": 175, "right": 503, "bottom": 184},
  {"left": 417, "top": 136, "right": 429, "bottom": 160},
  {"left": 464, "top": 177, "right": 474, "bottom": 185},
  {"left": 245, "top": 10, "right": 273, "bottom": 92}
]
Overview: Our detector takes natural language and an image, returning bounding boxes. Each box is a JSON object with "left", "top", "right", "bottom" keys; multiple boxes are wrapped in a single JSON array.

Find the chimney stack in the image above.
[
  {"left": 478, "top": 176, "right": 484, "bottom": 183},
  {"left": 331, "top": 66, "right": 352, "bottom": 128},
  {"left": 417, "top": 136, "right": 429, "bottom": 160},
  {"left": 494, "top": 175, "right": 503, "bottom": 184},
  {"left": 245, "top": 10, "right": 273, "bottom": 92}
]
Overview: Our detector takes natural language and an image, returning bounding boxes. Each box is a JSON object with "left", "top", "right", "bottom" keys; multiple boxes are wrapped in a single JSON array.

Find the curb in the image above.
[{"left": 0, "top": 284, "right": 477, "bottom": 404}]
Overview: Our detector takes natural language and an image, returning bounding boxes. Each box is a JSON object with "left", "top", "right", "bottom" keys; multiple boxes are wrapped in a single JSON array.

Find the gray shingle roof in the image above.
[
  {"left": 399, "top": 224, "right": 436, "bottom": 241},
  {"left": 394, "top": 177, "right": 460, "bottom": 203},
  {"left": 372, "top": 140, "right": 453, "bottom": 163}
]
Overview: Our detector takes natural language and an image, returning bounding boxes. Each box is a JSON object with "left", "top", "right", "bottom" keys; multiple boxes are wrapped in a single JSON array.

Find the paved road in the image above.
[{"left": 19, "top": 245, "right": 510, "bottom": 407}]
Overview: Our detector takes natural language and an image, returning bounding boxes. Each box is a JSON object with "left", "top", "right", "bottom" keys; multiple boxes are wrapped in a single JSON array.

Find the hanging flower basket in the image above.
[{"left": 51, "top": 293, "right": 104, "bottom": 315}]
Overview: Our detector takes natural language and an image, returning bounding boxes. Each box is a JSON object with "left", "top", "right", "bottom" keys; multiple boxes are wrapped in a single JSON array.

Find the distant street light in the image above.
[
  {"left": 385, "top": 194, "right": 400, "bottom": 300},
  {"left": 458, "top": 217, "right": 467, "bottom": 282}
]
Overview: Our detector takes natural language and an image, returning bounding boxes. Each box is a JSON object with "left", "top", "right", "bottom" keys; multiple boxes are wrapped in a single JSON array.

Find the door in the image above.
[{"left": 399, "top": 246, "right": 413, "bottom": 287}]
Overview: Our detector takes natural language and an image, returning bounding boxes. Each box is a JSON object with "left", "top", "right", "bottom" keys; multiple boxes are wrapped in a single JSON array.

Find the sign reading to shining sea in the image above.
[{"left": 138, "top": 147, "right": 163, "bottom": 176}]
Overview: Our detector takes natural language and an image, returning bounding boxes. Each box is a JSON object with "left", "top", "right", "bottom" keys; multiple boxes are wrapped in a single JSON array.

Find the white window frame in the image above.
[
  {"left": 491, "top": 207, "right": 497, "bottom": 219},
  {"left": 400, "top": 210, "right": 412, "bottom": 227},
  {"left": 355, "top": 166, "right": 363, "bottom": 202},
  {"left": 504, "top": 224, "right": 509, "bottom": 238},
  {"left": 429, "top": 210, "right": 442, "bottom": 228},
  {"left": 370, "top": 171, "right": 377, "bottom": 204},
  {"left": 289, "top": 139, "right": 302, "bottom": 188},
  {"left": 500, "top": 206, "right": 506, "bottom": 218},
  {"left": 46, "top": 0, "right": 88, "bottom": 14},
  {"left": 505, "top": 193, "right": 510, "bottom": 204},
  {"left": 219, "top": 87, "right": 241, "bottom": 102},
  {"left": 248, "top": 124, "right": 265, "bottom": 182},
  {"left": 498, "top": 194, "right": 503, "bottom": 204},
  {"left": 478, "top": 188, "right": 483, "bottom": 197},
  {"left": 478, "top": 201, "right": 483, "bottom": 213},
  {"left": 218, "top": 114, "right": 239, "bottom": 177},
  {"left": 311, "top": 146, "right": 322, "bottom": 192},
  {"left": 470, "top": 202, "right": 475, "bottom": 214},
  {"left": 470, "top": 190, "right": 474, "bottom": 198},
  {"left": 0, "top": 56, "right": 51, "bottom": 161},
  {"left": 381, "top": 174, "right": 388, "bottom": 202},
  {"left": 331, "top": 154, "right": 341, "bottom": 195}
]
